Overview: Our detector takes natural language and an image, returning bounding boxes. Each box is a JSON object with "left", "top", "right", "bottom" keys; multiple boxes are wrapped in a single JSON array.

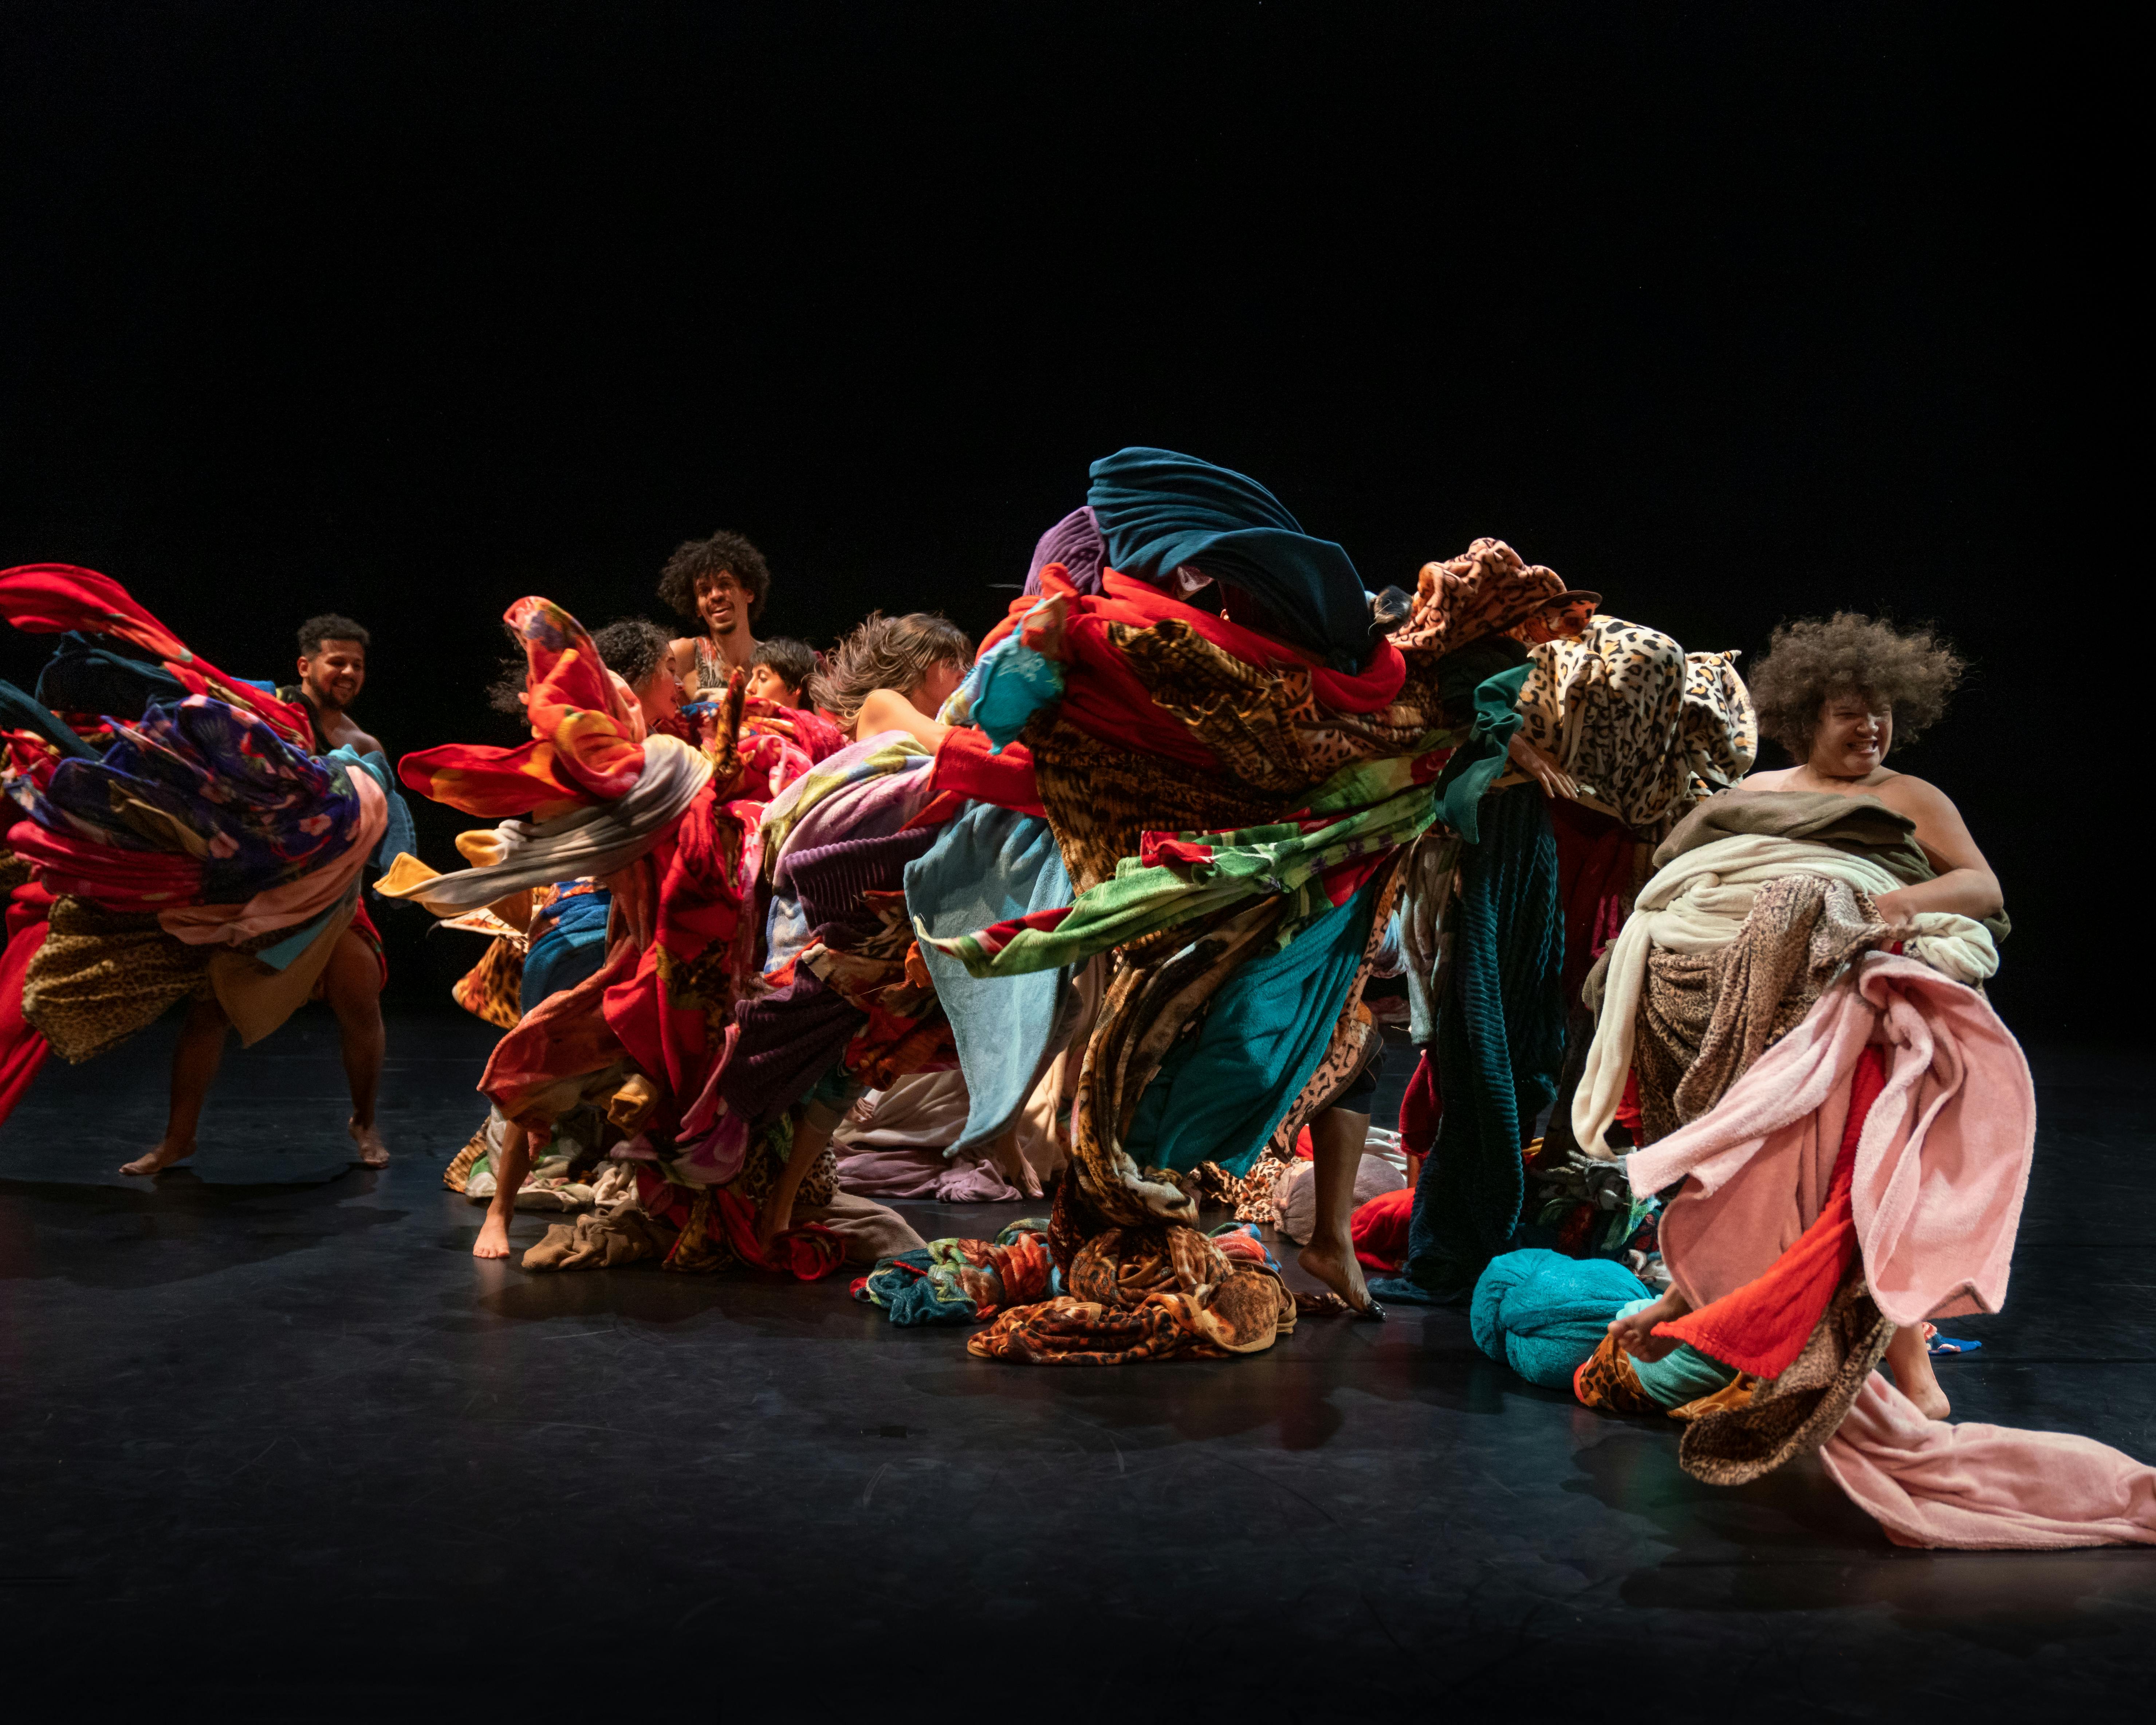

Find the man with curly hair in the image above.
[
  {"left": 658, "top": 530, "right": 770, "bottom": 699},
  {"left": 1741, "top": 612, "right": 2000, "bottom": 925}
]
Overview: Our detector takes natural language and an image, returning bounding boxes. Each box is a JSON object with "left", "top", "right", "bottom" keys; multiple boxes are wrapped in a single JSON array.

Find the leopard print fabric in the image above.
[{"left": 1515, "top": 614, "right": 1756, "bottom": 834}]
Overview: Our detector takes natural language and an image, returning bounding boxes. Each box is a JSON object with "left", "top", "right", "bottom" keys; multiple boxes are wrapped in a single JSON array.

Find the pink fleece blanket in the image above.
[
  {"left": 1629, "top": 952, "right": 2156, "bottom": 1549},
  {"left": 1629, "top": 952, "right": 2033, "bottom": 1328}
]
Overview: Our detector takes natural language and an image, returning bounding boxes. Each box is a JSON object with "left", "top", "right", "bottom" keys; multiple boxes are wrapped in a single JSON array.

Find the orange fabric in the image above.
[
  {"left": 1655, "top": 1044, "right": 1886, "bottom": 1378},
  {"left": 399, "top": 597, "right": 644, "bottom": 818}
]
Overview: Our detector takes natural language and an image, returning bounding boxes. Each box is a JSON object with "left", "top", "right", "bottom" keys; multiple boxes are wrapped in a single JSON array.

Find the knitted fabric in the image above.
[{"left": 1398, "top": 782, "right": 1565, "bottom": 1301}]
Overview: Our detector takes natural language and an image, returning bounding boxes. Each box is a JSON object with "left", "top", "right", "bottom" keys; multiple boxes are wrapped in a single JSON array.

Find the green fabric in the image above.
[
  {"left": 924, "top": 664, "right": 1529, "bottom": 981},
  {"left": 1615, "top": 1296, "right": 1741, "bottom": 1407},
  {"left": 1400, "top": 780, "right": 1565, "bottom": 1302},
  {"left": 1122, "top": 881, "right": 1378, "bottom": 1177}
]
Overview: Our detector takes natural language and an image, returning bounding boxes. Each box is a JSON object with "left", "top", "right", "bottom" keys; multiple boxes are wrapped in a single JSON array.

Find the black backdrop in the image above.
[{"left": 0, "top": 5, "right": 2114, "bottom": 1037}]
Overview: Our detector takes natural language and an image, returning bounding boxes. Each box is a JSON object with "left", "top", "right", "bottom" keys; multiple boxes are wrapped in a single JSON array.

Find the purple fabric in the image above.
[
  {"left": 774, "top": 758, "right": 935, "bottom": 867},
  {"left": 723, "top": 822, "right": 948, "bottom": 1125},
  {"left": 1022, "top": 506, "right": 1108, "bottom": 598},
  {"left": 834, "top": 1144, "right": 1026, "bottom": 1203}
]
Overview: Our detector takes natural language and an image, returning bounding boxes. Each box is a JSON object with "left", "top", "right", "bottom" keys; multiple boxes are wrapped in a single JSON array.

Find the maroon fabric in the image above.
[
  {"left": 1548, "top": 797, "right": 1634, "bottom": 1012},
  {"left": 1399, "top": 1048, "right": 1440, "bottom": 1155}
]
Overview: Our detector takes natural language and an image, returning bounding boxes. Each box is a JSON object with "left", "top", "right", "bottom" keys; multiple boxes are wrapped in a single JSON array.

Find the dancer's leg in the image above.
[
  {"left": 1298, "top": 1106, "right": 1381, "bottom": 1316},
  {"left": 122, "top": 997, "right": 229, "bottom": 1175},
  {"left": 474, "top": 1120, "right": 532, "bottom": 1259},
  {"left": 758, "top": 1098, "right": 843, "bottom": 1250},
  {"left": 323, "top": 927, "right": 388, "bottom": 1167}
]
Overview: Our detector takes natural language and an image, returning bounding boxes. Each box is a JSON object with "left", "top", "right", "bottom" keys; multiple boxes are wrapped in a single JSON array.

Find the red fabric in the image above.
[
  {"left": 400, "top": 597, "right": 643, "bottom": 818},
  {"left": 481, "top": 937, "right": 640, "bottom": 1132},
  {"left": 601, "top": 786, "right": 755, "bottom": 1134},
  {"left": 1352, "top": 1185, "right": 1415, "bottom": 1273},
  {"left": 1548, "top": 798, "right": 1635, "bottom": 1013},
  {"left": 709, "top": 1188, "right": 846, "bottom": 1281},
  {"left": 980, "top": 568, "right": 1405, "bottom": 770},
  {"left": 0, "top": 562, "right": 315, "bottom": 749},
  {"left": 1399, "top": 1049, "right": 1440, "bottom": 1154},
  {"left": 1614, "top": 1069, "right": 1643, "bottom": 1137},
  {"left": 0, "top": 878, "right": 56, "bottom": 1132},
  {"left": 4, "top": 816, "right": 205, "bottom": 907},
  {"left": 929, "top": 724, "right": 1045, "bottom": 817},
  {"left": 1655, "top": 1044, "right": 1886, "bottom": 1378}
]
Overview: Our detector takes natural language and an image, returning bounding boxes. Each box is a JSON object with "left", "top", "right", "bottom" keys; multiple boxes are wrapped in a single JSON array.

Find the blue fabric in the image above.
[
  {"left": 1401, "top": 780, "right": 1565, "bottom": 1302},
  {"left": 906, "top": 802, "right": 1074, "bottom": 1150},
  {"left": 1613, "top": 1297, "right": 1742, "bottom": 1407},
  {"left": 1086, "top": 447, "right": 1373, "bottom": 672},
  {"left": 251, "top": 882, "right": 362, "bottom": 972},
  {"left": 1428, "top": 662, "right": 1530, "bottom": 844},
  {"left": 0, "top": 678, "right": 99, "bottom": 762},
  {"left": 964, "top": 625, "right": 1065, "bottom": 750},
  {"left": 1471, "top": 1249, "right": 1651, "bottom": 1390},
  {"left": 1122, "top": 880, "right": 1378, "bottom": 1179},
  {"left": 33, "top": 632, "right": 186, "bottom": 721},
  {"left": 325, "top": 746, "right": 416, "bottom": 875},
  {"left": 520, "top": 888, "right": 613, "bottom": 1013}
]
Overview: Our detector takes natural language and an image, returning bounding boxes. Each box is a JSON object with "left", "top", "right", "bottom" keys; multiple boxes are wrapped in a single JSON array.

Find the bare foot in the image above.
[
  {"left": 1299, "top": 1236, "right": 1383, "bottom": 1319},
  {"left": 473, "top": 1212, "right": 514, "bottom": 1260},
  {"left": 756, "top": 1192, "right": 795, "bottom": 1256},
  {"left": 1609, "top": 1286, "right": 1692, "bottom": 1363},
  {"left": 1887, "top": 1326, "right": 1952, "bottom": 1421},
  {"left": 120, "top": 1139, "right": 194, "bottom": 1177},
  {"left": 349, "top": 1118, "right": 389, "bottom": 1169}
]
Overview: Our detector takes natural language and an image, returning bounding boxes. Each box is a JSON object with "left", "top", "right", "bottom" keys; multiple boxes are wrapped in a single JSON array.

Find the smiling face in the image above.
[
  {"left": 299, "top": 638, "right": 367, "bottom": 710},
  {"left": 695, "top": 570, "right": 748, "bottom": 639},
  {"left": 1807, "top": 692, "right": 1892, "bottom": 778}
]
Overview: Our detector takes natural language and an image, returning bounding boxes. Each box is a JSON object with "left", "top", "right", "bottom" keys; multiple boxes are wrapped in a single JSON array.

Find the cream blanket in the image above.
[{"left": 1573, "top": 832, "right": 1996, "bottom": 1153}]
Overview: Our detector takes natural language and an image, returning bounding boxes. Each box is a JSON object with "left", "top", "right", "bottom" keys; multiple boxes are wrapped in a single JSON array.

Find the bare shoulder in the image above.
[
  {"left": 346, "top": 726, "right": 386, "bottom": 759},
  {"left": 1742, "top": 766, "right": 1800, "bottom": 789},
  {"left": 1866, "top": 770, "right": 1958, "bottom": 818}
]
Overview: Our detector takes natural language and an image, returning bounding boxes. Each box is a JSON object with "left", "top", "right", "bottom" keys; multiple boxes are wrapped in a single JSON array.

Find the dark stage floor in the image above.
[{"left": 0, "top": 1008, "right": 2149, "bottom": 1721}]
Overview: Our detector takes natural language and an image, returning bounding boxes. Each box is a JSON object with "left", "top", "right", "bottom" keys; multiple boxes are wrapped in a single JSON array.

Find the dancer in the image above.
[
  {"left": 1565, "top": 614, "right": 2153, "bottom": 1548},
  {"left": 590, "top": 617, "right": 685, "bottom": 735},
  {"left": 0, "top": 565, "right": 403, "bottom": 1173},
  {"left": 384, "top": 597, "right": 924, "bottom": 1273},
  {"left": 912, "top": 450, "right": 1560, "bottom": 1363},
  {"left": 282, "top": 614, "right": 383, "bottom": 755},
  {"left": 819, "top": 612, "right": 970, "bottom": 744},
  {"left": 661, "top": 530, "right": 768, "bottom": 698},
  {"left": 744, "top": 637, "right": 823, "bottom": 710}
]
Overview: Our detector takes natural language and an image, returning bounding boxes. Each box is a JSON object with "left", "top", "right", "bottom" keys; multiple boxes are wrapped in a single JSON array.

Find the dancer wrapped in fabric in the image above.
[
  {"left": 0, "top": 564, "right": 408, "bottom": 1170},
  {"left": 385, "top": 597, "right": 926, "bottom": 1274},
  {"left": 913, "top": 448, "right": 1575, "bottom": 1364},
  {"left": 1552, "top": 613, "right": 2155, "bottom": 1548}
]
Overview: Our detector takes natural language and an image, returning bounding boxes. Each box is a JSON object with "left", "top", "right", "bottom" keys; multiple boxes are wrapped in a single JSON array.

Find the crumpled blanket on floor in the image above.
[
  {"left": 967, "top": 1221, "right": 1319, "bottom": 1365},
  {"left": 853, "top": 1219, "right": 1054, "bottom": 1325}
]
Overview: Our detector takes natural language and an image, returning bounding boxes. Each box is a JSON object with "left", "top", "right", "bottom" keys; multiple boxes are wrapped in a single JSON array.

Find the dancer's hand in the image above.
[{"left": 1509, "top": 732, "right": 1577, "bottom": 801}]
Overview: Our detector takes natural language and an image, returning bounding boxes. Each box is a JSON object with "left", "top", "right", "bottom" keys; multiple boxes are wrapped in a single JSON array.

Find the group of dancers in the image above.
[{"left": 3, "top": 445, "right": 2151, "bottom": 1551}]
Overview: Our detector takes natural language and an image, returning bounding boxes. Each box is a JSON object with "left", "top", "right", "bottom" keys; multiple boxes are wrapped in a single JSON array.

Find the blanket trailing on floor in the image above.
[{"left": 1632, "top": 950, "right": 2156, "bottom": 1548}]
